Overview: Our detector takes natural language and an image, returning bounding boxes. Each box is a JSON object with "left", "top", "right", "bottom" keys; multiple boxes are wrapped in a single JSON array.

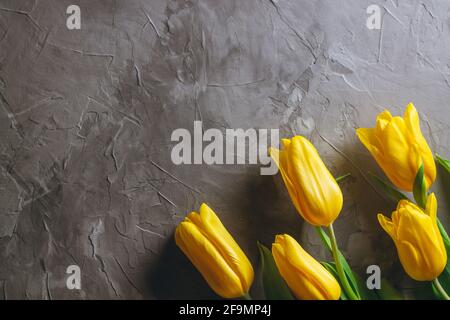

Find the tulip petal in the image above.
[
  {"left": 272, "top": 234, "right": 341, "bottom": 300},
  {"left": 175, "top": 221, "right": 244, "bottom": 298},
  {"left": 425, "top": 193, "right": 438, "bottom": 223},
  {"left": 357, "top": 104, "right": 436, "bottom": 192},
  {"left": 375, "top": 110, "right": 393, "bottom": 133},
  {"left": 396, "top": 239, "right": 423, "bottom": 280},
  {"left": 284, "top": 235, "right": 339, "bottom": 299},
  {"left": 193, "top": 204, "right": 254, "bottom": 293},
  {"left": 382, "top": 117, "right": 419, "bottom": 190},
  {"left": 403, "top": 103, "right": 420, "bottom": 136},
  {"left": 382, "top": 199, "right": 448, "bottom": 281},
  {"left": 377, "top": 109, "right": 393, "bottom": 122},
  {"left": 378, "top": 214, "right": 395, "bottom": 239},
  {"left": 423, "top": 151, "right": 437, "bottom": 190},
  {"left": 401, "top": 103, "right": 436, "bottom": 188},
  {"left": 281, "top": 138, "right": 291, "bottom": 149},
  {"left": 285, "top": 136, "right": 343, "bottom": 226},
  {"left": 269, "top": 147, "right": 303, "bottom": 216},
  {"left": 356, "top": 127, "right": 382, "bottom": 159}
]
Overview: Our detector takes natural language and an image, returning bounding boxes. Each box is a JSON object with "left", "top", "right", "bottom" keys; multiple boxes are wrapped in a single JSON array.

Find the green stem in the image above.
[
  {"left": 335, "top": 173, "right": 351, "bottom": 183},
  {"left": 412, "top": 163, "right": 427, "bottom": 209},
  {"left": 433, "top": 278, "right": 450, "bottom": 300},
  {"left": 241, "top": 293, "right": 252, "bottom": 300},
  {"left": 328, "top": 223, "right": 360, "bottom": 300},
  {"left": 413, "top": 192, "right": 427, "bottom": 210}
]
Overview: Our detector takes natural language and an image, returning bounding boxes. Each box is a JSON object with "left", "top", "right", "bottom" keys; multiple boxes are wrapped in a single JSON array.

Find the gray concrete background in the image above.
[{"left": 0, "top": 0, "right": 449, "bottom": 299}]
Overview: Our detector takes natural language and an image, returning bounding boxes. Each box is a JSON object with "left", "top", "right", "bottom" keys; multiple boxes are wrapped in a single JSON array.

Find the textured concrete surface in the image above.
[{"left": 0, "top": 0, "right": 449, "bottom": 299}]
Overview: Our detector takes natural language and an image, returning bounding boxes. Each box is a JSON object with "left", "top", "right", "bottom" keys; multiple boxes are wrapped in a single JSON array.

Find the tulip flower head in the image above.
[
  {"left": 272, "top": 234, "right": 341, "bottom": 300},
  {"left": 175, "top": 203, "right": 254, "bottom": 298},
  {"left": 378, "top": 194, "right": 447, "bottom": 281},
  {"left": 269, "top": 136, "right": 343, "bottom": 227},
  {"left": 356, "top": 103, "right": 436, "bottom": 191}
]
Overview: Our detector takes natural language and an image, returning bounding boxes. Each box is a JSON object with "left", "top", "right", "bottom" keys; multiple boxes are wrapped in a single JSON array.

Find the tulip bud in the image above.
[
  {"left": 175, "top": 203, "right": 254, "bottom": 298},
  {"left": 356, "top": 103, "right": 436, "bottom": 191},
  {"left": 269, "top": 136, "right": 343, "bottom": 227},
  {"left": 272, "top": 234, "right": 341, "bottom": 300},
  {"left": 378, "top": 193, "right": 447, "bottom": 281}
]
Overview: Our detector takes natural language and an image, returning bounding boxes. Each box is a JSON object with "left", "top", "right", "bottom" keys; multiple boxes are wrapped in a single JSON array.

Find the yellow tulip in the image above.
[
  {"left": 272, "top": 234, "right": 341, "bottom": 300},
  {"left": 269, "top": 136, "right": 343, "bottom": 227},
  {"left": 378, "top": 193, "right": 447, "bottom": 281},
  {"left": 356, "top": 103, "right": 436, "bottom": 191},
  {"left": 175, "top": 203, "right": 254, "bottom": 298}
]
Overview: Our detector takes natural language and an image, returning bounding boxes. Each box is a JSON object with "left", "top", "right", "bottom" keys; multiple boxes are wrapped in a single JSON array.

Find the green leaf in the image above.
[
  {"left": 435, "top": 167, "right": 450, "bottom": 247},
  {"left": 321, "top": 262, "right": 401, "bottom": 300},
  {"left": 335, "top": 173, "right": 351, "bottom": 183},
  {"left": 413, "top": 163, "right": 427, "bottom": 209},
  {"left": 436, "top": 154, "right": 450, "bottom": 173},
  {"left": 321, "top": 262, "right": 349, "bottom": 300},
  {"left": 429, "top": 155, "right": 450, "bottom": 298},
  {"left": 436, "top": 219, "right": 450, "bottom": 296},
  {"left": 315, "top": 227, "right": 361, "bottom": 299},
  {"left": 367, "top": 172, "right": 409, "bottom": 203},
  {"left": 376, "top": 278, "right": 403, "bottom": 300},
  {"left": 257, "top": 242, "right": 294, "bottom": 300},
  {"left": 436, "top": 153, "right": 450, "bottom": 219},
  {"left": 436, "top": 154, "right": 450, "bottom": 208},
  {"left": 437, "top": 218, "right": 450, "bottom": 246}
]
